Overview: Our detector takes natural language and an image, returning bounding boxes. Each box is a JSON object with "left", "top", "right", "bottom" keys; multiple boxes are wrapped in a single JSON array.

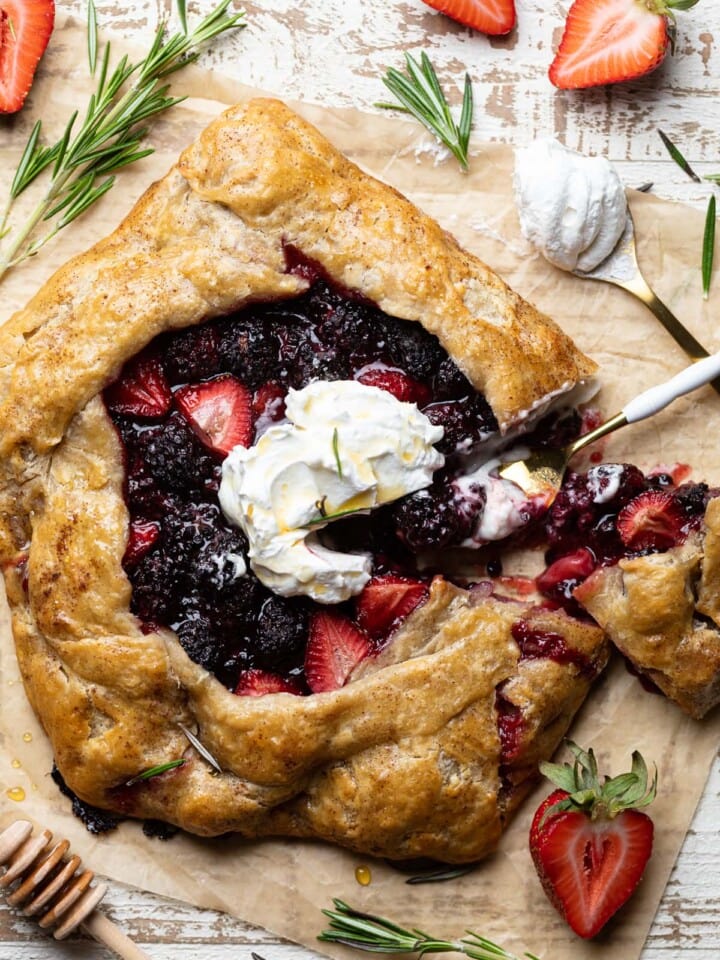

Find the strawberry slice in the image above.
[
  {"left": 355, "top": 574, "right": 429, "bottom": 641},
  {"left": 0, "top": 0, "right": 54, "bottom": 114},
  {"left": 304, "top": 610, "right": 372, "bottom": 693},
  {"left": 175, "top": 375, "right": 252, "bottom": 457},
  {"left": 357, "top": 368, "right": 432, "bottom": 406},
  {"left": 530, "top": 742, "right": 656, "bottom": 939},
  {"left": 549, "top": 0, "right": 699, "bottom": 91},
  {"left": 123, "top": 519, "right": 160, "bottom": 567},
  {"left": 615, "top": 490, "right": 684, "bottom": 551},
  {"left": 104, "top": 354, "right": 172, "bottom": 420},
  {"left": 234, "top": 669, "right": 304, "bottom": 697},
  {"left": 420, "top": 0, "right": 516, "bottom": 35}
]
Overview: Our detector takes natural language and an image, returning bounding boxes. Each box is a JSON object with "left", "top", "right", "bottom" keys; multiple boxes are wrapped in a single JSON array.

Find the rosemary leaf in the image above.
[
  {"left": 377, "top": 52, "right": 473, "bottom": 171},
  {"left": 88, "top": 0, "right": 98, "bottom": 74},
  {"left": 177, "top": 0, "right": 188, "bottom": 35},
  {"left": 658, "top": 129, "right": 701, "bottom": 182},
  {"left": 318, "top": 900, "right": 540, "bottom": 960},
  {"left": 405, "top": 863, "right": 478, "bottom": 884},
  {"left": 332, "top": 427, "right": 343, "bottom": 478},
  {"left": 178, "top": 721, "right": 223, "bottom": 774},
  {"left": 702, "top": 193, "right": 716, "bottom": 300},
  {"left": 125, "top": 758, "right": 186, "bottom": 787},
  {"left": 0, "top": 0, "right": 245, "bottom": 282},
  {"left": 306, "top": 506, "right": 367, "bottom": 526}
]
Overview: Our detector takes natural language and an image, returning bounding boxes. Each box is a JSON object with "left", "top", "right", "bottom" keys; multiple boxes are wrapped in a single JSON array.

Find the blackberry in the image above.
[
  {"left": 523, "top": 409, "right": 582, "bottom": 449},
  {"left": 253, "top": 595, "right": 309, "bottom": 671},
  {"left": 196, "top": 525, "right": 250, "bottom": 591},
  {"left": 140, "top": 413, "right": 216, "bottom": 492},
  {"left": 311, "top": 284, "right": 388, "bottom": 362},
  {"left": 173, "top": 608, "right": 223, "bottom": 672},
  {"left": 423, "top": 394, "right": 499, "bottom": 454},
  {"left": 385, "top": 321, "right": 445, "bottom": 381},
  {"left": 674, "top": 482, "right": 710, "bottom": 521},
  {"left": 129, "top": 549, "right": 184, "bottom": 623},
  {"left": 393, "top": 482, "right": 477, "bottom": 550},
  {"left": 161, "top": 501, "right": 220, "bottom": 570},
  {"left": 217, "top": 316, "right": 278, "bottom": 388},
  {"left": 162, "top": 323, "right": 220, "bottom": 385},
  {"left": 433, "top": 357, "right": 474, "bottom": 399},
  {"left": 210, "top": 574, "right": 266, "bottom": 635}
]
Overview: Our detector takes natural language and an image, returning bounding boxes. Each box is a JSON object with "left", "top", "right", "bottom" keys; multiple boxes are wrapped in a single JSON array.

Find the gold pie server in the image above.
[{"left": 499, "top": 348, "right": 720, "bottom": 504}]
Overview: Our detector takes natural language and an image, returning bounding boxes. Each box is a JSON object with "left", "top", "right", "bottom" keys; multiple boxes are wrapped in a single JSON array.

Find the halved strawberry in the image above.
[
  {"left": 104, "top": 354, "right": 172, "bottom": 420},
  {"left": 530, "top": 742, "right": 656, "bottom": 939},
  {"left": 420, "top": 0, "right": 516, "bottom": 35},
  {"left": 123, "top": 519, "right": 160, "bottom": 567},
  {"left": 304, "top": 610, "right": 372, "bottom": 693},
  {"left": 355, "top": 574, "right": 429, "bottom": 641},
  {"left": 357, "top": 367, "right": 432, "bottom": 406},
  {"left": 616, "top": 490, "right": 684, "bottom": 551},
  {"left": 0, "top": 0, "right": 55, "bottom": 114},
  {"left": 234, "top": 669, "right": 304, "bottom": 697},
  {"left": 175, "top": 375, "right": 252, "bottom": 457},
  {"left": 549, "top": 0, "right": 699, "bottom": 91}
]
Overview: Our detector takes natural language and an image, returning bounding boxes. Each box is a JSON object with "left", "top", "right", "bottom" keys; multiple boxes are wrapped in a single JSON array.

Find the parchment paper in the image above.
[{"left": 0, "top": 17, "right": 718, "bottom": 960}]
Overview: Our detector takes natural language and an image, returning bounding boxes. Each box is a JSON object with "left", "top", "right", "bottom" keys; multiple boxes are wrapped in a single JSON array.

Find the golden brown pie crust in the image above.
[
  {"left": 576, "top": 498, "right": 720, "bottom": 720},
  {"left": 0, "top": 99, "right": 605, "bottom": 861}
]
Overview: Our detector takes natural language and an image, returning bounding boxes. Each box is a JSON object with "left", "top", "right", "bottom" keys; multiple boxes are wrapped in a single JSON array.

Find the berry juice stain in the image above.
[{"left": 355, "top": 864, "right": 372, "bottom": 886}]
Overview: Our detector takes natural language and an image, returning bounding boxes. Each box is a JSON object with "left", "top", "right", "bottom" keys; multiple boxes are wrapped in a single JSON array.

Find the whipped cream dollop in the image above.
[
  {"left": 514, "top": 138, "right": 627, "bottom": 273},
  {"left": 219, "top": 380, "right": 444, "bottom": 603}
]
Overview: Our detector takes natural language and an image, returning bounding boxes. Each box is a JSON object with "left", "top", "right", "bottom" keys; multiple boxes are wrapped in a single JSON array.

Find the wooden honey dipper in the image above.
[{"left": 0, "top": 819, "right": 152, "bottom": 958}]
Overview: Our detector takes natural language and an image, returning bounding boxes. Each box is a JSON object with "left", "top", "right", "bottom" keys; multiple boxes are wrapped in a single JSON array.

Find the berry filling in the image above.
[
  {"left": 537, "top": 463, "right": 714, "bottom": 615},
  {"left": 105, "top": 271, "right": 511, "bottom": 695}
]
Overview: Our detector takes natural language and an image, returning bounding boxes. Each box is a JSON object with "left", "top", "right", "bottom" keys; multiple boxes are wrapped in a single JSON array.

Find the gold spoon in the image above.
[
  {"left": 574, "top": 209, "right": 720, "bottom": 392},
  {"left": 499, "top": 348, "right": 720, "bottom": 504}
]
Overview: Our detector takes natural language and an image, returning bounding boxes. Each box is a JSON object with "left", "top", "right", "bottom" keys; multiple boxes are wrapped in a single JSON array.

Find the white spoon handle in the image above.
[{"left": 623, "top": 350, "right": 720, "bottom": 423}]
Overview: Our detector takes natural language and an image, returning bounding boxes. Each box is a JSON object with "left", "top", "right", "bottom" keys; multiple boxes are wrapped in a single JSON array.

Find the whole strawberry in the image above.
[
  {"left": 549, "top": 0, "right": 700, "bottom": 90},
  {"left": 529, "top": 741, "right": 657, "bottom": 939}
]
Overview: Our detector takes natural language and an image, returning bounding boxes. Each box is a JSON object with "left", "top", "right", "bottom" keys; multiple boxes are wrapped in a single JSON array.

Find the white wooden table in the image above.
[{"left": 1, "top": 0, "right": 718, "bottom": 956}]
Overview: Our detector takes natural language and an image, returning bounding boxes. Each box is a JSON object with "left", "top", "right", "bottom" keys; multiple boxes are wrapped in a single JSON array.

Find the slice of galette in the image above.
[
  {"left": 0, "top": 98, "right": 606, "bottom": 862},
  {"left": 535, "top": 463, "right": 720, "bottom": 719}
]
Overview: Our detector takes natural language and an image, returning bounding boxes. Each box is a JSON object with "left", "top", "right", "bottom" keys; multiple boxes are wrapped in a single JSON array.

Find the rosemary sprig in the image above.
[
  {"left": 658, "top": 129, "right": 701, "bottom": 182},
  {"left": 319, "top": 900, "right": 541, "bottom": 960},
  {"left": 0, "top": 0, "right": 245, "bottom": 281},
  {"left": 702, "top": 193, "right": 716, "bottom": 300},
  {"left": 125, "top": 758, "right": 186, "bottom": 787},
  {"left": 377, "top": 52, "right": 473, "bottom": 171}
]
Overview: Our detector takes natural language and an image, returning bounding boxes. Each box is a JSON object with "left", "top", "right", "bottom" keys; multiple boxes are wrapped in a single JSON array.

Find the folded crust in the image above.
[
  {"left": 0, "top": 99, "right": 604, "bottom": 861},
  {"left": 576, "top": 498, "right": 720, "bottom": 719}
]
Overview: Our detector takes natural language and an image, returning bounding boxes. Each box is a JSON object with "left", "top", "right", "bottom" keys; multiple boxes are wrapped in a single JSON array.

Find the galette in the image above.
[{"left": 0, "top": 98, "right": 615, "bottom": 862}]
